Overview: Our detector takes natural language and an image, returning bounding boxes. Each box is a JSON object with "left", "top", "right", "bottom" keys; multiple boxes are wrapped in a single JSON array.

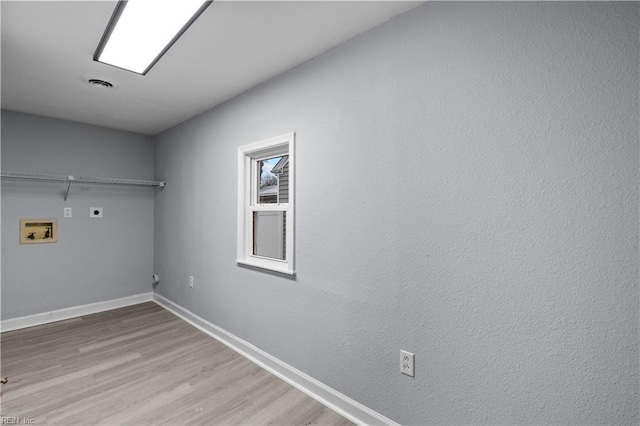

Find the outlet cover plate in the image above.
[{"left": 401, "top": 350, "right": 415, "bottom": 377}]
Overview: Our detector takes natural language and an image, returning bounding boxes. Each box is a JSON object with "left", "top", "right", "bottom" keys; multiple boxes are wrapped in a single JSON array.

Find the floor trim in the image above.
[
  {"left": 1, "top": 292, "right": 153, "bottom": 332},
  {"left": 152, "top": 293, "right": 398, "bottom": 426}
]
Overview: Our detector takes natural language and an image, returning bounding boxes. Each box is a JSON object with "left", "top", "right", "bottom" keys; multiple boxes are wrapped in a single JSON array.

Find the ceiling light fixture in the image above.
[{"left": 94, "top": 0, "right": 212, "bottom": 75}]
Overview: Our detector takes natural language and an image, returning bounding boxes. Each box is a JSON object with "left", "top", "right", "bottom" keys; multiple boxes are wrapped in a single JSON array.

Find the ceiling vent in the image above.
[
  {"left": 87, "top": 78, "right": 113, "bottom": 88},
  {"left": 84, "top": 77, "right": 117, "bottom": 89}
]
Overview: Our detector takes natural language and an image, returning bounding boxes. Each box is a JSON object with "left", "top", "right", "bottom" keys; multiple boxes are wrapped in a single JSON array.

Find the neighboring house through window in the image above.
[{"left": 237, "top": 133, "right": 294, "bottom": 275}]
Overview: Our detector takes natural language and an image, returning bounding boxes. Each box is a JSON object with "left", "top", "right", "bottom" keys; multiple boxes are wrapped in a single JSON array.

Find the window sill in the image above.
[{"left": 236, "top": 259, "right": 296, "bottom": 276}]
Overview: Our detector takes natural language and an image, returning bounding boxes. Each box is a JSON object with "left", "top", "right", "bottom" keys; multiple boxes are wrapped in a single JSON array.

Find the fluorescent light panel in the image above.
[{"left": 95, "top": 0, "right": 210, "bottom": 75}]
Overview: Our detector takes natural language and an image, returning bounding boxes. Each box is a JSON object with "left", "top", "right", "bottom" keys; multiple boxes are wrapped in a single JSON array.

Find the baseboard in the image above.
[
  {"left": 1, "top": 292, "right": 153, "bottom": 332},
  {"left": 152, "top": 293, "right": 398, "bottom": 426}
]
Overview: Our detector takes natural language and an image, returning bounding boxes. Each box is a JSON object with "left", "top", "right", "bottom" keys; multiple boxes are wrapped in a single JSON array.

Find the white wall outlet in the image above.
[
  {"left": 401, "top": 350, "right": 415, "bottom": 377},
  {"left": 189, "top": 275, "right": 194, "bottom": 289},
  {"left": 63, "top": 207, "right": 72, "bottom": 218},
  {"left": 90, "top": 207, "right": 103, "bottom": 218}
]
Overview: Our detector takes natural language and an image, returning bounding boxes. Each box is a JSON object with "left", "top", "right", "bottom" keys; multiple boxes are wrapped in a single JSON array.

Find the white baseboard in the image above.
[
  {"left": 1, "top": 292, "right": 153, "bottom": 332},
  {"left": 152, "top": 293, "right": 398, "bottom": 426}
]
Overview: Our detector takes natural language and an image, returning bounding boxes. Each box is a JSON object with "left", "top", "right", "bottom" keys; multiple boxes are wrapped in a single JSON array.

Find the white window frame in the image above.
[{"left": 237, "top": 132, "right": 295, "bottom": 275}]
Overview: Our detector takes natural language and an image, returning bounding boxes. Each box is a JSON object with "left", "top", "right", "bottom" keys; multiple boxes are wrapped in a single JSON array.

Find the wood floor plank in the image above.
[
  {"left": 100, "top": 382, "right": 195, "bottom": 425},
  {"left": 1, "top": 302, "right": 354, "bottom": 425},
  {"left": 3, "top": 352, "right": 141, "bottom": 403}
]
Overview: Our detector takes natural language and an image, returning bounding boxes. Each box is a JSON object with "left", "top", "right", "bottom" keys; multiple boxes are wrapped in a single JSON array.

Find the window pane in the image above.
[
  {"left": 253, "top": 211, "right": 286, "bottom": 260},
  {"left": 258, "top": 157, "right": 280, "bottom": 204},
  {"left": 258, "top": 155, "right": 289, "bottom": 204}
]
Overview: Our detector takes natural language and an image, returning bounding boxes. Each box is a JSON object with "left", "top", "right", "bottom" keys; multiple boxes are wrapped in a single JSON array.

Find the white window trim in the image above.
[{"left": 237, "top": 132, "right": 295, "bottom": 275}]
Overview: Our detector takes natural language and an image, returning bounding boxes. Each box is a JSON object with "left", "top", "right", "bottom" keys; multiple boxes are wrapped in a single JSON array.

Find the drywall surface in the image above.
[
  {"left": 1, "top": 111, "right": 155, "bottom": 319},
  {"left": 154, "top": 3, "right": 639, "bottom": 424}
]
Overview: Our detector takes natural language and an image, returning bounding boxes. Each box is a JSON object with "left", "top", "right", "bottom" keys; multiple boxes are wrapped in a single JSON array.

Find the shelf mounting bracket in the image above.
[{"left": 64, "top": 176, "right": 75, "bottom": 201}]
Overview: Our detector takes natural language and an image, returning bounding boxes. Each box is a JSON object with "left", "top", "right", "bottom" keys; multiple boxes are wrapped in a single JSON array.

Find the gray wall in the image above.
[
  {"left": 154, "top": 2, "right": 638, "bottom": 424},
  {"left": 1, "top": 110, "right": 155, "bottom": 319}
]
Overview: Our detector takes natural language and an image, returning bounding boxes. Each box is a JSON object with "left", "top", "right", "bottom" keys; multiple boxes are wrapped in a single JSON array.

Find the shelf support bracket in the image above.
[{"left": 64, "top": 176, "right": 75, "bottom": 201}]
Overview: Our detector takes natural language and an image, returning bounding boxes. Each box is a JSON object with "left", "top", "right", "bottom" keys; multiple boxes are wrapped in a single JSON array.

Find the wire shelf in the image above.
[{"left": 1, "top": 171, "right": 166, "bottom": 200}]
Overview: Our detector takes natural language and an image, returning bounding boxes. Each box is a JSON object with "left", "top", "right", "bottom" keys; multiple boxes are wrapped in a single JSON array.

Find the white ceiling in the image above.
[{"left": 1, "top": 1, "right": 419, "bottom": 135}]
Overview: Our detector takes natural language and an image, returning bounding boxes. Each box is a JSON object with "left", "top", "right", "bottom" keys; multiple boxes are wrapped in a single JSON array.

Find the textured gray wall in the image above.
[
  {"left": 1, "top": 111, "right": 155, "bottom": 319},
  {"left": 154, "top": 2, "right": 638, "bottom": 424}
]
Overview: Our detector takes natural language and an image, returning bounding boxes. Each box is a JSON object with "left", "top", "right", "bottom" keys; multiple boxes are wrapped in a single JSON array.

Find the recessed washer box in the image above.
[
  {"left": 20, "top": 219, "right": 57, "bottom": 244},
  {"left": 90, "top": 207, "right": 103, "bottom": 218}
]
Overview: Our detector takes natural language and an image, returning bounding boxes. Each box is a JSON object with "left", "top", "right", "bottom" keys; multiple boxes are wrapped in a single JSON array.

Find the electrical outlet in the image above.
[
  {"left": 189, "top": 275, "right": 194, "bottom": 289},
  {"left": 401, "top": 350, "right": 414, "bottom": 377},
  {"left": 63, "top": 207, "right": 72, "bottom": 218},
  {"left": 90, "top": 207, "right": 103, "bottom": 218}
]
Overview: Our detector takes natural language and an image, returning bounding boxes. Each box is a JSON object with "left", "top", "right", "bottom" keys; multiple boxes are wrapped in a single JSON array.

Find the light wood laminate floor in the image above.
[{"left": 0, "top": 302, "right": 354, "bottom": 425}]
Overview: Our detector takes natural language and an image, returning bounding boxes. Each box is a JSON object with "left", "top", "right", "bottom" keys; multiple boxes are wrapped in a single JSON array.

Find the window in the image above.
[{"left": 237, "top": 133, "right": 295, "bottom": 275}]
